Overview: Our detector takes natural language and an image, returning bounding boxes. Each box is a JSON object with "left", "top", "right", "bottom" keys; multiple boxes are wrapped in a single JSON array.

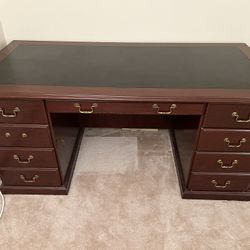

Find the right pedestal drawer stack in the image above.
[{"left": 189, "top": 104, "right": 250, "bottom": 192}]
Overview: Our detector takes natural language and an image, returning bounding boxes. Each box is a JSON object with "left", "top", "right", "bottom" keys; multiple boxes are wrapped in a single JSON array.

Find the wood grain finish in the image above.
[
  {"left": 0, "top": 169, "right": 61, "bottom": 186},
  {"left": 198, "top": 129, "right": 250, "bottom": 152},
  {"left": 192, "top": 152, "right": 250, "bottom": 173},
  {"left": 189, "top": 173, "right": 250, "bottom": 192},
  {"left": 0, "top": 124, "right": 53, "bottom": 147},
  {"left": 204, "top": 104, "right": 250, "bottom": 129},
  {"left": 0, "top": 100, "right": 48, "bottom": 124},
  {"left": 0, "top": 148, "right": 57, "bottom": 168},
  {"left": 47, "top": 101, "right": 204, "bottom": 115},
  {"left": 2, "top": 85, "right": 250, "bottom": 104}
]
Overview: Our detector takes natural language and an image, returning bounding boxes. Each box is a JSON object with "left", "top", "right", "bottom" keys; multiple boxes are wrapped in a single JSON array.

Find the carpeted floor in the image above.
[{"left": 0, "top": 128, "right": 250, "bottom": 250}]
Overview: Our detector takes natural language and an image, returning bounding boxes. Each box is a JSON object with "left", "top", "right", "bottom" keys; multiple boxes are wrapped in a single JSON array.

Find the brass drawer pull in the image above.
[
  {"left": 0, "top": 107, "right": 20, "bottom": 118},
  {"left": 232, "top": 112, "right": 250, "bottom": 123},
  {"left": 4, "top": 132, "right": 11, "bottom": 138},
  {"left": 224, "top": 137, "right": 246, "bottom": 148},
  {"left": 21, "top": 133, "right": 28, "bottom": 138},
  {"left": 5, "top": 133, "right": 28, "bottom": 138},
  {"left": 73, "top": 103, "right": 98, "bottom": 114},
  {"left": 13, "top": 155, "right": 34, "bottom": 164},
  {"left": 211, "top": 180, "right": 231, "bottom": 189},
  {"left": 20, "top": 174, "right": 39, "bottom": 183},
  {"left": 217, "top": 159, "right": 238, "bottom": 169},
  {"left": 153, "top": 103, "right": 177, "bottom": 115}
]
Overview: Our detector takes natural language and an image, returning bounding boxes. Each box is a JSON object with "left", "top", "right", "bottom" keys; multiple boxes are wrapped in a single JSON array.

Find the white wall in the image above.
[
  {"left": 0, "top": 21, "right": 6, "bottom": 49},
  {"left": 0, "top": 0, "right": 249, "bottom": 46}
]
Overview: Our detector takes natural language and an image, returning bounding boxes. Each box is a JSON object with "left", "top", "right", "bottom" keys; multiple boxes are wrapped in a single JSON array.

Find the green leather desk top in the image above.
[{"left": 0, "top": 43, "right": 249, "bottom": 89}]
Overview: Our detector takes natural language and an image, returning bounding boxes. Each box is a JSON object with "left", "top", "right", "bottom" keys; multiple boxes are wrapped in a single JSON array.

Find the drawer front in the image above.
[
  {"left": 204, "top": 104, "right": 250, "bottom": 129},
  {"left": 193, "top": 152, "right": 250, "bottom": 172},
  {"left": 189, "top": 173, "right": 250, "bottom": 192},
  {"left": 0, "top": 125, "right": 53, "bottom": 147},
  {"left": 0, "top": 169, "right": 61, "bottom": 186},
  {"left": 198, "top": 129, "right": 250, "bottom": 152},
  {"left": 0, "top": 148, "right": 58, "bottom": 168},
  {"left": 47, "top": 101, "right": 204, "bottom": 115},
  {"left": 0, "top": 100, "right": 48, "bottom": 124}
]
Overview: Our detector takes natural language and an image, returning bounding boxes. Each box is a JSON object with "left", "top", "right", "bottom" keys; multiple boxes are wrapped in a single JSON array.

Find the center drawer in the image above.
[
  {"left": 46, "top": 101, "right": 204, "bottom": 115},
  {"left": 198, "top": 129, "right": 250, "bottom": 152},
  {"left": 0, "top": 148, "right": 58, "bottom": 168},
  {"left": 0, "top": 124, "right": 53, "bottom": 147}
]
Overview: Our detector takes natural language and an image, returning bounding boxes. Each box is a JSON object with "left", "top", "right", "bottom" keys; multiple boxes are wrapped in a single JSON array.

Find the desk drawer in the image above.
[
  {"left": 192, "top": 152, "right": 250, "bottom": 172},
  {"left": 0, "top": 169, "right": 61, "bottom": 186},
  {"left": 0, "top": 124, "right": 53, "bottom": 147},
  {"left": 47, "top": 101, "right": 204, "bottom": 115},
  {"left": 204, "top": 104, "right": 250, "bottom": 129},
  {"left": 0, "top": 148, "right": 58, "bottom": 168},
  {"left": 189, "top": 173, "right": 250, "bottom": 192},
  {"left": 198, "top": 129, "right": 250, "bottom": 152},
  {"left": 0, "top": 100, "right": 48, "bottom": 124}
]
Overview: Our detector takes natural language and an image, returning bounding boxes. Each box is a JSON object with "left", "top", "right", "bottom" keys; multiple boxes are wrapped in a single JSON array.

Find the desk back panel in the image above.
[{"left": 50, "top": 113, "right": 201, "bottom": 130}]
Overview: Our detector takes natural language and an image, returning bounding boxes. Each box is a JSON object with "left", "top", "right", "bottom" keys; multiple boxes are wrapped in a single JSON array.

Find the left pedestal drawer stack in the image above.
[{"left": 0, "top": 100, "right": 61, "bottom": 192}]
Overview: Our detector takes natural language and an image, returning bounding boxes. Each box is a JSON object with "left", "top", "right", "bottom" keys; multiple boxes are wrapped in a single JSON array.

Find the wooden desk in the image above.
[{"left": 0, "top": 41, "right": 249, "bottom": 200}]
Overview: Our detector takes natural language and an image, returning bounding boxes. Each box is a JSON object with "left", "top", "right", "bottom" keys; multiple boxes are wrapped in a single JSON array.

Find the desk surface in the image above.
[
  {"left": 0, "top": 41, "right": 249, "bottom": 101},
  {"left": 0, "top": 41, "right": 249, "bottom": 89}
]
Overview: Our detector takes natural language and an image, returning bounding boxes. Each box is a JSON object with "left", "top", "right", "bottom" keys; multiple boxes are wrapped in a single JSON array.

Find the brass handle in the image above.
[
  {"left": 73, "top": 103, "right": 98, "bottom": 114},
  {"left": 211, "top": 180, "right": 231, "bottom": 189},
  {"left": 217, "top": 159, "right": 238, "bottom": 169},
  {"left": 0, "top": 107, "right": 20, "bottom": 118},
  {"left": 21, "top": 133, "right": 28, "bottom": 138},
  {"left": 224, "top": 137, "right": 246, "bottom": 148},
  {"left": 232, "top": 112, "right": 250, "bottom": 123},
  {"left": 4, "top": 132, "right": 11, "bottom": 138},
  {"left": 20, "top": 174, "right": 39, "bottom": 183},
  {"left": 5, "top": 133, "right": 28, "bottom": 138},
  {"left": 13, "top": 155, "right": 34, "bottom": 164},
  {"left": 153, "top": 103, "right": 177, "bottom": 115}
]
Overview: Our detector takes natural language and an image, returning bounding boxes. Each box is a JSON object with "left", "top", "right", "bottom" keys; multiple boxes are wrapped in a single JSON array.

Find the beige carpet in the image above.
[{"left": 0, "top": 128, "right": 250, "bottom": 250}]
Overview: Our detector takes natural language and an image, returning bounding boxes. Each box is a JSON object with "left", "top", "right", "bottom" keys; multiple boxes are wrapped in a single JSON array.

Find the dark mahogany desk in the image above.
[{"left": 0, "top": 41, "right": 249, "bottom": 200}]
